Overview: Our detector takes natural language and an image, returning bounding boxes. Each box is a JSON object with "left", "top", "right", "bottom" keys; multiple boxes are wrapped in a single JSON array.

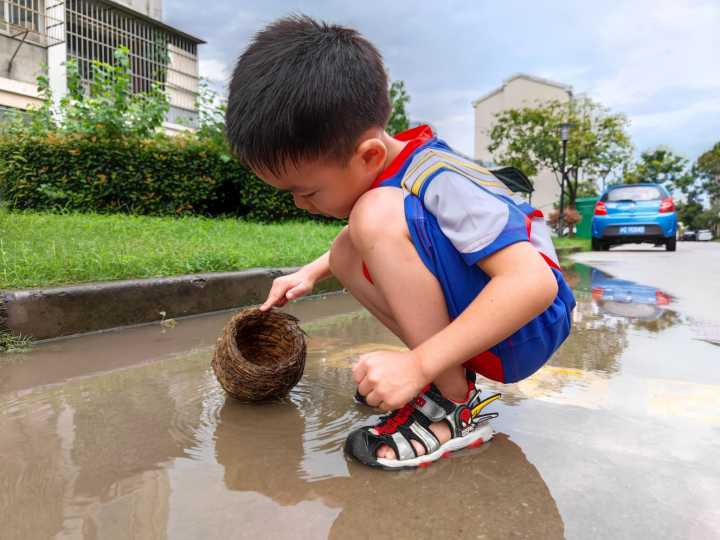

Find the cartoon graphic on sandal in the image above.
[{"left": 345, "top": 373, "right": 501, "bottom": 470}]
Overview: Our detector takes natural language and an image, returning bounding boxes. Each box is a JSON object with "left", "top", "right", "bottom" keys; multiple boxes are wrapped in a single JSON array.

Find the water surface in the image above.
[{"left": 1, "top": 265, "right": 719, "bottom": 539}]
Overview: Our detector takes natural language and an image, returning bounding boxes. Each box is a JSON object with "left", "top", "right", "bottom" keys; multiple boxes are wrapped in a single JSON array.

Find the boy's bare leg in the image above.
[{"left": 329, "top": 188, "right": 470, "bottom": 459}]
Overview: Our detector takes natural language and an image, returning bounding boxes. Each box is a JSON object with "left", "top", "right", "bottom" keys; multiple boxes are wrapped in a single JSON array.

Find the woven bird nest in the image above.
[{"left": 211, "top": 308, "right": 307, "bottom": 402}]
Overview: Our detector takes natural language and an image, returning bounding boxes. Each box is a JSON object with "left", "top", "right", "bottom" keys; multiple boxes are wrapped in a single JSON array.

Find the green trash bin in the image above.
[{"left": 575, "top": 197, "right": 599, "bottom": 239}]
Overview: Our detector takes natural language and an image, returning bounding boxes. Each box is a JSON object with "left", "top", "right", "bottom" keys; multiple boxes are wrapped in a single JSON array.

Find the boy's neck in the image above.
[{"left": 379, "top": 130, "right": 409, "bottom": 174}]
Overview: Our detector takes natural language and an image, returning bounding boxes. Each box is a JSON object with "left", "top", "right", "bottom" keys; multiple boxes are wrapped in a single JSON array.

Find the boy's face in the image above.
[{"left": 253, "top": 135, "right": 389, "bottom": 219}]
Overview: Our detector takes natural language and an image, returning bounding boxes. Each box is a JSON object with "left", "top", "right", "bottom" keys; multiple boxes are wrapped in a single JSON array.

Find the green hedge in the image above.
[{"left": 0, "top": 134, "right": 308, "bottom": 221}]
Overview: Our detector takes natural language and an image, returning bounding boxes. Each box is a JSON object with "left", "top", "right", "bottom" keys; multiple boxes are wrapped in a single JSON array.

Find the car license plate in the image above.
[{"left": 619, "top": 226, "right": 645, "bottom": 234}]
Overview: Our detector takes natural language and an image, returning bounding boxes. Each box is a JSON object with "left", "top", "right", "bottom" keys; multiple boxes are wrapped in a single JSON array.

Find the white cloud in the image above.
[
  {"left": 410, "top": 89, "right": 479, "bottom": 156},
  {"left": 590, "top": 0, "right": 720, "bottom": 110},
  {"left": 199, "top": 58, "right": 230, "bottom": 83},
  {"left": 630, "top": 97, "right": 720, "bottom": 130}
]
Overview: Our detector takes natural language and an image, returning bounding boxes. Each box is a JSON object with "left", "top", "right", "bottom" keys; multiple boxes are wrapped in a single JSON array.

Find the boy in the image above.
[{"left": 225, "top": 15, "right": 575, "bottom": 470}]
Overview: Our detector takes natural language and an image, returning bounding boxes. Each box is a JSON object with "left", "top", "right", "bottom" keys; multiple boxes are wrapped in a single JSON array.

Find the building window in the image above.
[{"left": 2, "top": 0, "right": 42, "bottom": 32}]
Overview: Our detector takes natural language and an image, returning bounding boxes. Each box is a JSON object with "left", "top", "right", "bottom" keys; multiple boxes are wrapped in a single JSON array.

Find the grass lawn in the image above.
[
  {"left": 553, "top": 236, "right": 591, "bottom": 252},
  {"left": 0, "top": 209, "right": 344, "bottom": 289}
]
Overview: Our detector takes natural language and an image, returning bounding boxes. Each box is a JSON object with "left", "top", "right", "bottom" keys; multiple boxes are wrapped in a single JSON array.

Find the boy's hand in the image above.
[
  {"left": 260, "top": 268, "right": 316, "bottom": 311},
  {"left": 352, "top": 350, "right": 429, "bottom": 412}
]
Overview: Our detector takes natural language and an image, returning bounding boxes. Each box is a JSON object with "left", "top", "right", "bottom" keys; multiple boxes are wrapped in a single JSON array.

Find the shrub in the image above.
[
  {"left": 0, "top": 46, "right": 315, "bottom": 221},
  {"left": 0, "top": 134, "right": 305, "bottom": 220}
]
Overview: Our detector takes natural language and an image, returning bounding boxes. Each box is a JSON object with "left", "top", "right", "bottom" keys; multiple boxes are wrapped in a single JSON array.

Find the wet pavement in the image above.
[{"left": 1, "top": 258, "right": 719, "bottom": 539}]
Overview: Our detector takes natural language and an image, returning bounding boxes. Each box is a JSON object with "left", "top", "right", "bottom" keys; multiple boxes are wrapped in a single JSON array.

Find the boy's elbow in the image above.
[{"left": 537, "top": 266, "right": 559, "bottom": 310}]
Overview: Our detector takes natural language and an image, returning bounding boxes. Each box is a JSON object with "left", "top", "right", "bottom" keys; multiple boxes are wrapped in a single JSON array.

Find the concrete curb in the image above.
[{"left": 0, "top": 268, "right": 343, "bottom": 341}]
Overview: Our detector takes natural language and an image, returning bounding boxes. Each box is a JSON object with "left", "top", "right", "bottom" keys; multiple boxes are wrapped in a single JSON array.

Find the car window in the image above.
[{"left": 605, "top": 186, "right": 662, "bottom": 202}]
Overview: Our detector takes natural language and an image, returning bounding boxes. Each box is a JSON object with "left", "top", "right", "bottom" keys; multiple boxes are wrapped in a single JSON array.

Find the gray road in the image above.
[{"left": 572, "top": 241, "right": 720, "bottom": 323}]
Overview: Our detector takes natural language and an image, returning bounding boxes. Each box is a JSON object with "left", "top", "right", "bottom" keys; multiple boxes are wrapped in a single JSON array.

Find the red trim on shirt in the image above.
[{"left": 370, "top": 124, "right": 434, "bottom": 189}]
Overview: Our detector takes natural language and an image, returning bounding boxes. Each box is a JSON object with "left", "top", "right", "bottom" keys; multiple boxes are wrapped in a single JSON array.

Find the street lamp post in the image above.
[{"left": 558, "top": 122, "right": 573, "bottom": 235}]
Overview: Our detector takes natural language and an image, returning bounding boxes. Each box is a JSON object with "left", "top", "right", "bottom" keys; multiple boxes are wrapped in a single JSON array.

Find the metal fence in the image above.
[{"left": 65, "top": 0, "right": 199, "bottom": 112}]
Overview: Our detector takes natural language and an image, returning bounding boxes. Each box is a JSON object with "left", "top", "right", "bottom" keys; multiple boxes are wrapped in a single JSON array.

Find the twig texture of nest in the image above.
[{"left": 212, "top": 308, "right": 307, "bottom": 402}]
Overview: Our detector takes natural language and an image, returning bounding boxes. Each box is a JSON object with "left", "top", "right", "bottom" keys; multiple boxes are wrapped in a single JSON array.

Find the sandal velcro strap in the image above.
[
  {"left": 411, "top": 385, "right": 454, "bottom": 421},
  {"left": 407, "top": 421, "right": 441, "bottom": 454},
  {"left": 389, "top": 431, "right": 416, "bottom": 460}
]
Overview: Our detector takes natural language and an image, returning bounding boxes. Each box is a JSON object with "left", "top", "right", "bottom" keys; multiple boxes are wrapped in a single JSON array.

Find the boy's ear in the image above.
[{"left": 355, "top": 137, "right": 388, "bottom": 173}]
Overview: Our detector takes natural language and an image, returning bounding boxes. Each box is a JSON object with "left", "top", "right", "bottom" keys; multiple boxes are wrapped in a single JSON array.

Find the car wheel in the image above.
[
  {"left": 591, "top": 238, "right": 602, "bottom": 251},
  {"left": 666, "top": 235, "right": 677, "bottom": 252}
]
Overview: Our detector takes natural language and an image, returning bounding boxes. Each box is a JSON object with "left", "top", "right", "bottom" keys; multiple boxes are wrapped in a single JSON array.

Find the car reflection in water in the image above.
[{"left": 590, "top": 268, "right": 673, "bottom": 320}]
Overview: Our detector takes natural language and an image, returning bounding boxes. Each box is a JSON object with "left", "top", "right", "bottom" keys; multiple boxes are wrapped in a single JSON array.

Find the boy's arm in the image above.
[
  {"left": 414, "top": 240, "right": 558, "bottom": 382},
  {"left": 304, "top": 249, "right": 333, "bottom": 282},
  {"left": 259, "top": 227, "right": 342, "bottom": 311},
  {"left": 353, "top": 240, "right": 558, "bottom": 410}
]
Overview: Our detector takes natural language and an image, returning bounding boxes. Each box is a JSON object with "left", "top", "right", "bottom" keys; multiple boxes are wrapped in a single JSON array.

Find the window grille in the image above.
[
  {"left": 1, "top": 0, "right": 64, "bottom": 46},
  {"left": 65, "top": 0, "right": 199, "bottom": 110}
]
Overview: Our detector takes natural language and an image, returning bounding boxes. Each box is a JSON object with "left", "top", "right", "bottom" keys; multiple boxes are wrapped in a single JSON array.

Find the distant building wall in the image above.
[
  {"left": 0, "top": 0, "right": 53, "bottom": 109},
  {"left": 112, "top": 0, "right": 162, "bottom": 20},
  {"left": 473, "top": 74, "right": 572, "bottom": 214}
]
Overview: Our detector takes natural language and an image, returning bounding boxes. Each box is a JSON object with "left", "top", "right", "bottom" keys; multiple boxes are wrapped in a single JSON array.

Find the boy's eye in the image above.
[{"left": 304, "top": 191, "right": 318, "bottom": 198}]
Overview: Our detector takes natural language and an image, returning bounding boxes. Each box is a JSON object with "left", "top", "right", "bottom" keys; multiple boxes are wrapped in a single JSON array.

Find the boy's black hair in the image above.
[{"left": 225, "top": 15, "right": 391, "bottom": 175}]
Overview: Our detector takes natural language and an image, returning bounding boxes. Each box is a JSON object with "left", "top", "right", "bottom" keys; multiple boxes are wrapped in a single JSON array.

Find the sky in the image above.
[{"left": 165, "top": 0, "right": 720, "bottom": 164}]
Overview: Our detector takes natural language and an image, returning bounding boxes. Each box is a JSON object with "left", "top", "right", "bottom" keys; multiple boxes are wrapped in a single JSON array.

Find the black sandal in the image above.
[{"left": 345, "top": 375, "right": 500, "bottom": 470}]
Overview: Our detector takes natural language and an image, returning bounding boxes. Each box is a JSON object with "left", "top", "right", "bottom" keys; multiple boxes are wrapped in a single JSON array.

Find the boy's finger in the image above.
[
  {"left": 357, "top": 378, "right": 373, "bottom": 398},
  {"left": 352, "top": 359, "right": 367, "bottom": 383},
  {"left": 286, "top": 282, "right": 307, "bottom": 299},
  {"left": 365, "top": 389, "right": 381, "bottom": 408},
  {"left": 260, "top": 289, "right": 283, "bottom": 311},
  {"left": 260, "top": 279, "right": 291, "bottom": 310}
]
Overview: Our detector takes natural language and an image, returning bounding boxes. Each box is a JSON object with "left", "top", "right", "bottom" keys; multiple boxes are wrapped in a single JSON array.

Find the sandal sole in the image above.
[{"left": 373, "top": 423, "right": 494, "bottom": 471}]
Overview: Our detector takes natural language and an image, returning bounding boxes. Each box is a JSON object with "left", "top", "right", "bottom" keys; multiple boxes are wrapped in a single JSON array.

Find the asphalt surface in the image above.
[{"left": 572, "top": 241, "right": 720, "bottom": 323}]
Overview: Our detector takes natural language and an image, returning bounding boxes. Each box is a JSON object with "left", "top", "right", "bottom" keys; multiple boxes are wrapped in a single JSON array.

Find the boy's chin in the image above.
[{"left": 315, "top": 209, "right": 346, "bottom": 219}]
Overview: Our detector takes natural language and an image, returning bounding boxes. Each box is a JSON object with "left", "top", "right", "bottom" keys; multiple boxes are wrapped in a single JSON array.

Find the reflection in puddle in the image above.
[{"left": 1, "top": 267, "right": 719, "bottom": 539}]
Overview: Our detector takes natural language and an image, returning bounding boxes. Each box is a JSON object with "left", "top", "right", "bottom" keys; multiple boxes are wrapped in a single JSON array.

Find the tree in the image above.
[
  {"left": 387, "top": 80, "right": 410, "bottom": 136},
  {"left": 576, "top": 179, "right": 599, "bottom": 198},
  {"left": 696, "top": 142, "right": 720, "bottom": 205},
  {"left": 488, "top": 96, "right": 633, "bottom": 208},
  {"left": 676, "top": 197, "right": 704, "bottom": 230},
  {"left": 623, "top": 147, "right": 693, "bottom": 193}
]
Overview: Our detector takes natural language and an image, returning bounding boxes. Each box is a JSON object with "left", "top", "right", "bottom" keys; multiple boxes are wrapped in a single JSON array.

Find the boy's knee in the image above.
[{"left": 348, "top": 188, "right": 406, "bottom": 250}]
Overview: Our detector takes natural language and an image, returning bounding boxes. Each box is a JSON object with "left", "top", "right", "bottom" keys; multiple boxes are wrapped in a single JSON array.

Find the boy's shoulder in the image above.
[{"left": 401, "top": 142, "right": 515, "bottom": 203}]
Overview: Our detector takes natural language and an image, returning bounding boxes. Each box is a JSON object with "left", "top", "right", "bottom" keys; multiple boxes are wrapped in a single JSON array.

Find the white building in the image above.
[
  {"left": 0, "top": 0, "right": 204, "bottom": 133},
  {"left": 473, "top": 73, "right": 572, "bottom": 214}
]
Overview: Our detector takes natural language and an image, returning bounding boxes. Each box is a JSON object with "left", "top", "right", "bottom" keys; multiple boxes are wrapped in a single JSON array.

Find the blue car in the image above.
[{"left": 591, "top": 183, "right": 677, "bottom": 251}]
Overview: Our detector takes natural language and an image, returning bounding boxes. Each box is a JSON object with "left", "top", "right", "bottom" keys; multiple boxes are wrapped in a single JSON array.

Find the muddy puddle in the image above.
[{"left": 1, "top": 264, "right": 719, "bottom": 539}]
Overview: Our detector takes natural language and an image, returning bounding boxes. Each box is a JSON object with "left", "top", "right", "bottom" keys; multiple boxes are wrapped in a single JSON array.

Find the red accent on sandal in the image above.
[
  {"left": 442, "top": 451, "right": 452, "bottom": 459},
  {"left": 374, "top": 385, "right": 435, "bottom": 435},
  {"left": 468, "top": 438, "right": 485, "bottom": 448},
  {"left": 374, "top": 404, "right": 415, "bottom": 435}
]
